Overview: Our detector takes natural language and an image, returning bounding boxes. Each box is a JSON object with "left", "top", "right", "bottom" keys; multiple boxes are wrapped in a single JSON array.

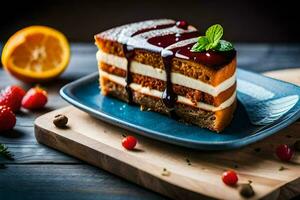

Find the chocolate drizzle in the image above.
[
  {"left": 115, "top": 19, "right": 235, "bottom": 116},
  {"left": 161, "top": 50, "right": 178, "bottom": 118},
  {"left": 123, "top": 44, "right": 134, "bottom": 104},
  {"left": 147, "top": 31, "right": 199, "bottom": 48}
]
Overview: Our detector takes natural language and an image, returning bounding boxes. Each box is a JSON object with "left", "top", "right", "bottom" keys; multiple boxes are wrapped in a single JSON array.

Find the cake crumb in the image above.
[
  {"left": 140, "top": 105, "right": 151, "bottom": 111},
  {"left": 53, "top": 114, "right": 68, "bottom": 128},
  {"left": 161, "top": 168, "right": 171, "bottom": 176},
  {"left": 185, "top": 158, "right": 191, "bottom": 166},
  {"left": 279, "top": 166, "right": 287, "bottom": 171}
]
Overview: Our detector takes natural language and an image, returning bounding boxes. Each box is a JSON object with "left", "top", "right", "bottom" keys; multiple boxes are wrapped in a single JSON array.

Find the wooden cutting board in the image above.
[{"left": 35, "top": 69, "right": 300, "bottom": 200}]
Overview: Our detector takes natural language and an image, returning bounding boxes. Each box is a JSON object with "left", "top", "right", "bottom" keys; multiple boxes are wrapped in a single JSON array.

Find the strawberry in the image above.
[
  {"left": 0, "top": 85, "right": 26, "bottom": 112},
  {"left": 21, "top": 87, "right": 48, "bottom": 110},
  {"left": 0, "top": 105, "right": 16, "bottom": 132}
]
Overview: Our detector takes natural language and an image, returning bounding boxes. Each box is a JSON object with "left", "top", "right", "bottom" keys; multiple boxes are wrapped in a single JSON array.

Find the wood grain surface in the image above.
[
  {"left": 0, "top": 44, "right": 167, "bottom": 200},
  {"left": 34, "top": 80, "right": 300, "bottom": 200},
  {"left": 264, "top": 68, "right": 300, "bottom": 86}
]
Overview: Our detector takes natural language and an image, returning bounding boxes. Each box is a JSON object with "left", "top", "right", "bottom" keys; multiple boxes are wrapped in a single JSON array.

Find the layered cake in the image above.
[{"left": 94, "top": 19, "right": 236, "bottom": 132}]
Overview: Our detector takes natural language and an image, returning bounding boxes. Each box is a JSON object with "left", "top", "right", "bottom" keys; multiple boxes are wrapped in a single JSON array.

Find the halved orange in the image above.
[{"left": 1, "top": 26, "right": 70, "bottom": 82}]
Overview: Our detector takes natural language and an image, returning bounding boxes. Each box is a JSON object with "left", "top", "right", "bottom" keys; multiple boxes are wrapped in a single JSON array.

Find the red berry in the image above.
[
  {"left": 222, "top": 170, "right": 238, "bottom": 186},
  {"left": 122, "top": 136, "right": 137, "bottom": 150},
  {"left": 22, "top": 87, "right": 48, "bottom": 110},
  {"left": 176, "top": 20, "right": 188, "bottom": 29},
  {"left": 0, "top": 85, "right": 26, "bottom": 112},
  {"left": 276, "top": 144, "right": 294, "bottom": 161},
  {"left": 0, "top": 105, "right": 16, "bottom": 132}
]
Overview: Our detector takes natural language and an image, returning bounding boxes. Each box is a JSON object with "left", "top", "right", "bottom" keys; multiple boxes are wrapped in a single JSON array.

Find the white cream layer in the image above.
[
  {"left": 96, "top": 50, "right": 236, "bottom": 97},
  {"left": 100, "top": 70, "right": 236, "bottom": 111}
]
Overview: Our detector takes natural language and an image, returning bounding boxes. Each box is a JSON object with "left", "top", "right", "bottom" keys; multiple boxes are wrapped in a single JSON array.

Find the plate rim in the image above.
[{"left": 60, "top": 69, "right": 300, "bottom": 150}]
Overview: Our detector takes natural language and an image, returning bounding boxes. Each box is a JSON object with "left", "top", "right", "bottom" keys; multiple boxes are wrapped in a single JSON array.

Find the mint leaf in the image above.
[
  {"left": 206, "top": 24, "right": 223, "bottom": 48},
  {"left": 191, "top": 36, "right": 209, "bottom": 52},
  {"left": 214, "top": 40, "right": 234, "bottom": 51},
  {"left": 0, "top": 144, "right": 14, "bottom": 161},
  {"left": 205, "top": 42, "right": 216, "bottom": 51},
  {"left": 198, "top": 36, "right": 209, "bottom": 44},
  {"left": 191, "top": 24, "right": 233, "bottom": 52}
]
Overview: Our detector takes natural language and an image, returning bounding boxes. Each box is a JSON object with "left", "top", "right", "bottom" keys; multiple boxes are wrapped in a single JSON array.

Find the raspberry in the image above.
[
  {"left": 276, "top": 144, "right": 294, "bottom": 162},
  {"left": 122, "top": 136, "right": 137, "bottom": 150},
  {"left": 222, "top": 170, "right": 238, "bottom": 186}
]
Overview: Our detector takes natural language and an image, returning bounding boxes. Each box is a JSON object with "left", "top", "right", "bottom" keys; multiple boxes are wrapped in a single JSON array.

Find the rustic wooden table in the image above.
[{"left": 1, "top": 43, "right": 300, "bottom": 200}]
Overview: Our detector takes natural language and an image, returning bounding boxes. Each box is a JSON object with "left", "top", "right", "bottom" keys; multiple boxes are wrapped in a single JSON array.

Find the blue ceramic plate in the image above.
[{"left": 60, "top": 69, "right": 300, "bottom": 150}]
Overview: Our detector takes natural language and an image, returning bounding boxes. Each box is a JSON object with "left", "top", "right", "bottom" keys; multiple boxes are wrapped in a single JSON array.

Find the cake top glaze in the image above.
[{"left": 96, "top": 19, "right": 236, "bottom": 67}]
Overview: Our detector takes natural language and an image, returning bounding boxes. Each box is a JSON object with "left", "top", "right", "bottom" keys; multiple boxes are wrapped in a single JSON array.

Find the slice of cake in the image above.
[{"left": 94, "top": 19, "right": 236, "bottom": 132}]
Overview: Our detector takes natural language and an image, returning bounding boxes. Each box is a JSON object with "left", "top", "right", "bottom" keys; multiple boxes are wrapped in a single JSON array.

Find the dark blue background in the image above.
[{"left": 1, "top": 0, "right": 299, "bottom": 43}]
